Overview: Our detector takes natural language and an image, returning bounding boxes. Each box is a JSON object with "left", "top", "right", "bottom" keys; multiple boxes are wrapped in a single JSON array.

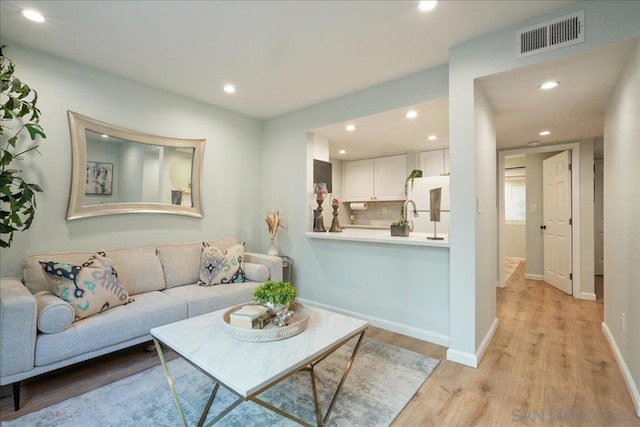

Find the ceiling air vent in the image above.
[{"left": 516, "top": 10, "right": 584, "bottom": 59}]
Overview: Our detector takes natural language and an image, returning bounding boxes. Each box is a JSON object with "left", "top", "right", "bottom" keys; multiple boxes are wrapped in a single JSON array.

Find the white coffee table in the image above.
[{"left": 150, "top": 305, "right": 368, "bottom": 427}]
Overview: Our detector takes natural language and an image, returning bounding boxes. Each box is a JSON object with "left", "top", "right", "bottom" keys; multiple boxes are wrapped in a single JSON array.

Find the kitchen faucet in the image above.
[{"left": 403, "top": 199, "right": 419, "bottom": 232}]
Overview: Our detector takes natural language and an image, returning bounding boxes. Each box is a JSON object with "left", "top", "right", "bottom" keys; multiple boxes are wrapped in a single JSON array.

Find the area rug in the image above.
[{"left": 6, "top": 337, "right": 439, "bottom": 426}]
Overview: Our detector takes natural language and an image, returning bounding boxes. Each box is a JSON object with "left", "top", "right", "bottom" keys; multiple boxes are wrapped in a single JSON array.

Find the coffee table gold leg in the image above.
[
  {"left": 197, "top": 382, "right": 219, "bottom": 427},
  {"left": 309, "top": 365, "right": 322, "bottom": 426},
  {"left": 153, "top": 338, "right": 189, "bottom": 427},
  {"left": 320, "top": 329, "right": 366, "bottom": 426}
]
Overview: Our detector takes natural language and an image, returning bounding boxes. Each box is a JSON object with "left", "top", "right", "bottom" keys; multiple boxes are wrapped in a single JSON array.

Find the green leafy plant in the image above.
[
  {"left": 253, "top": 280, "right": 296, "bottom": 307},
  {"left": 403, "top": 169, "right": 423, "bottom": 195},
  {"left": 391, "top": 220, "right": 409, "bottom": 227},
  {"left": 0, "top": 46, "right": 46, "bottom": 248}
]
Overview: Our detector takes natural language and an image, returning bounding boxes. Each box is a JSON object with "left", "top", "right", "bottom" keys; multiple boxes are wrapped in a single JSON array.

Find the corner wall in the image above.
[
  {"left": 0, "top": 44, "right": 263, "bottom": 276},
  {"left": 603, "top": 39, "right": 640, "bottom": 416}
]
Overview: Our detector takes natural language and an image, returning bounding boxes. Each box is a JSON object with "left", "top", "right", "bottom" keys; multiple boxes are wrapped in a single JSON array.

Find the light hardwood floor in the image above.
[{"left": 1, "top": 263, "right": 637, "bottom": 425}]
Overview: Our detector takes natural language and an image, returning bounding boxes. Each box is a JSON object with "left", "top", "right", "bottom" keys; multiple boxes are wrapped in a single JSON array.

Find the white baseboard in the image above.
[
  {"left": 446, "top": 348, "right": 477, "bottom": 368},
  {"left": 524, "top": 273, "right": 544, "bottom": 281},
  {"left": 602, "top": 322, "right": 640, "bottom": 417},
  {"left": 477, "top": 317, "right": 499, "bottom": 364},
  {"left": 580, "top": 292, "right": 596, "bottom": 301},
  {"left": 447, "top": 317, "right": 499, "bottom": 369},
  {"left": 506, "top": 257, "right": 526, "bottom": 261},
  {"left": 297, "top": 298, "right": 450, "bottom": 347}
]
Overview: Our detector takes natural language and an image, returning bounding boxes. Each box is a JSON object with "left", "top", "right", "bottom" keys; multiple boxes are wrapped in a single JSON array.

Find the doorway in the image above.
[{"left": 498, "top": 142, "right": 589, "bottom": 299}]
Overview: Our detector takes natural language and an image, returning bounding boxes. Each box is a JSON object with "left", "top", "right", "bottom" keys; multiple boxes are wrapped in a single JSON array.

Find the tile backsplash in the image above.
[{"left": 346, "top": 201, "right": 403, "bottom": 227}]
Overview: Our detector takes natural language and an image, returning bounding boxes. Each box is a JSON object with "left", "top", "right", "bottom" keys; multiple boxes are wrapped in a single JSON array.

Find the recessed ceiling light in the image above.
[
  {"left": 345, "top": 124, "right": 356, "bottom": 132},
  {"left": 418, "top": 1, "right": 438, "bottom": 12},
  {"left": 223, "top": 84, "right": 236, "bottom": 94},
  {"left": 21, "top": 9, "right": 45, "bottom": 23},
  {"left": 427, "top": 135, "right": 437, "bottom": 141},
  {"left": 338, "top": 149, "right": 346, "bottom": 154},
  {"left": 101, "top": 134, "right": 109, "bottom": 138},
  {"left": 405, "top": 111, "right": 418, "bottom": 119},
  {"left": 539, "top": 131, "right": 551, "bottom": 136},
  {"left": 539, "top": 81, "right": 559, "bottom": 90}
]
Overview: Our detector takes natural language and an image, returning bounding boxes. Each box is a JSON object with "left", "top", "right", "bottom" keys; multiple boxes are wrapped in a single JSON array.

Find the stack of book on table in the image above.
[{"left": 229, "top": 305, "right": 270, "bottom": 329}]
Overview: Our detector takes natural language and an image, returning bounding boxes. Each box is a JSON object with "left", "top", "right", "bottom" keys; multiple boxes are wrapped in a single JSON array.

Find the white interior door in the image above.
[
  {"left": 594, "top": 159, "right": 604, "bottom": 275},
  {"left": 542, "top": 151, "right": 572, "bottom": 294}
]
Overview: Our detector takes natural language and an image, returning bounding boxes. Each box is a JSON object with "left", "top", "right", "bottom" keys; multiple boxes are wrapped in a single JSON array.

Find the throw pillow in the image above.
[
  {"left": 34, "top": 291, "right": 75, "bottom": 333},
  {"left": 198, "top": 242, "right": 246, "bottom": 286},
  {"left": 244, "top": 262, "right": 270, "bottom": 282},
  {"left": 39, "top": 252, "right": 132, "bottom": 320}
]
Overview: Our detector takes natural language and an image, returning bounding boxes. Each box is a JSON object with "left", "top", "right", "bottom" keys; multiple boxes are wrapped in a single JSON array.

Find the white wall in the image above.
[
  {"left": 0, "top": 44, "right": 263, "bottom": 276},
  {"left": 504, "top": 224, "right": 526, "bottom": 259},
  {"left": 473, "top": 84, "right": 497, "bottom": 351},
  {"left": 603, "top": 40, "right": 640, "bottom": 416},
  {"left": 261, "top": 65, "right": 451, "bottom": 345}
]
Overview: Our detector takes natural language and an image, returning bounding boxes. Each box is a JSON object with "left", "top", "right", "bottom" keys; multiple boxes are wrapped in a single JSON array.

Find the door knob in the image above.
[{"left": 540, "top": 225, "right": 547, "bottom": 230}]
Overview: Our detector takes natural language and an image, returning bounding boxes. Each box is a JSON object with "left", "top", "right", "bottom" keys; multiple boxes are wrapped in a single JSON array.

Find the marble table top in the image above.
[{"left": 151, "top": 305, "right": 368, "bottom": 397}]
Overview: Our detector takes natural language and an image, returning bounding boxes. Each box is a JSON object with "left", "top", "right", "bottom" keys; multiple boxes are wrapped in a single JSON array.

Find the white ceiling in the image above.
[
  {"left": 1, "top": 0, "right": 578, "bottom": 119},
  {"left": 3, "top": 0, "right": 632, "bottom": 158},
  {"left": 480, "top": 39, "right": 637, "bottom": 151},
  {"left": 314, "top": 97, "right": 449, "bottom": 160}
]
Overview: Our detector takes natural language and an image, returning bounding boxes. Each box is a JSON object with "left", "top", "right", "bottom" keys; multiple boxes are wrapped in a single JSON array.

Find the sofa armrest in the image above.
[
  {"left": 244, "top": 253, "right": 283, "bottom": 282},
  {"left": 0, "top": 278, "right": 37, "bottom": 379}
]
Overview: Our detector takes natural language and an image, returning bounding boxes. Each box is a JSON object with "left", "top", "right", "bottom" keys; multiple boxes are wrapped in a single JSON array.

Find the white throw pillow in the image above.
[{"left": 35, "top": 291, "right": 75, "bottom": 333}]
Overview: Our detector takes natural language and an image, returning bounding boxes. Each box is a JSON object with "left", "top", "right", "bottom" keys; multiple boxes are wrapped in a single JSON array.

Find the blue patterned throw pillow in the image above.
[
  {"left": 40, "top": 252, "right": 132, "bottom": 320},
  {"left": 198, "top": 242, "right": 246, "bottom": 286}
]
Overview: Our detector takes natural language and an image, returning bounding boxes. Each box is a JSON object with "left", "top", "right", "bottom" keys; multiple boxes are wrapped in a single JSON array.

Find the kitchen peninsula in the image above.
[{"left": 305, "top": 227, "right": 449, "bottom": 248}]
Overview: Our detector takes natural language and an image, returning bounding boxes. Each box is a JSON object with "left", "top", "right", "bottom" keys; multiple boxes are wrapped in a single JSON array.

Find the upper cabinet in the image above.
[
  {"left": 343, "top": 154, "right": 407, "bottom": 202},
  {"left": 419, "top": 149, "right": 449, "bottom": 177}
]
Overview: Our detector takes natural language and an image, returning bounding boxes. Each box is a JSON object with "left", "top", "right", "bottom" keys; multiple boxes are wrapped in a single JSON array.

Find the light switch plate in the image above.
[{"left": 530, "top": 203, "right": 538, "bottom": 213}]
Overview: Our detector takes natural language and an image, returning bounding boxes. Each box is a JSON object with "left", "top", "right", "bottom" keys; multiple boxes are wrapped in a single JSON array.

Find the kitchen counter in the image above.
[{"left": 305, "top": 227, "right": 449, "bottom": 248}]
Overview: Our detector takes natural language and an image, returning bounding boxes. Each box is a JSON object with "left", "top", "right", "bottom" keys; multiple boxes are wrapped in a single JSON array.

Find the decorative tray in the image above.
[{"left": 222, "top": 302, "right": 310, "bottom": 342}]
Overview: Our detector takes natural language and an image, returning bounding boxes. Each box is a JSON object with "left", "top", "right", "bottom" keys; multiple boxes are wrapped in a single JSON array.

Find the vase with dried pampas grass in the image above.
[{"left": 265, "top": 211, "right": 282, "bottom": 256}]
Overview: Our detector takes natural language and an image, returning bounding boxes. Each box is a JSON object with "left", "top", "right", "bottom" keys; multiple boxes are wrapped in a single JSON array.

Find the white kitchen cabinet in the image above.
[
  {"left": 343, "top": 159, "right": 374, "bottom": 201},
  {"left": 419, "top": 149, "right": 449, "bottom": 176},
  {"left": 343, "top": 154, "right": 406, "bottom": 202}
]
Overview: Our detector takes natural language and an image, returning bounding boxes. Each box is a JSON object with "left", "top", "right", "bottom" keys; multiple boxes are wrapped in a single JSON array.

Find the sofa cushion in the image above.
[
  {"left": 157, "top": 237, "right": 239, "bottom": 288},
  {"left": 35, "top": 291, "right": 187, "bottom": 367},
  {"left": 105, "top": 246, "right": 166, "bottom": 295},
  {"left": 198, "top": 242, "right": 246, "bottom": 286},
  {"left": 40, "top": 252, "right": 129, "bottom": 319},
  {"left": 244, "top": 262, "right": 270, "bottom": 282},
  {"left": 162, "top": 282, "right": 261, "bottom": 317},
  {"left": 25, "top": 251, "right": 95, "bottom": 294},
  {"left": 40, "top": 253, "right": 131, "bottom": 320},
  {"left": 35, "top": 291, "right": 75, "bottom": 334},
  {"left": 24, "top": 246, "right": 166, "bottom": 295},
  {"left": 156, "top": 242, "right": 202, "bottom": 288}
]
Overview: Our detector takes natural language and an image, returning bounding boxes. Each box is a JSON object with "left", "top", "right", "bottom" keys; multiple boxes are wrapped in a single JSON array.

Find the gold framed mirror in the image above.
[{"left": 66, "top": 111, "right": 205, "bottom": 220}]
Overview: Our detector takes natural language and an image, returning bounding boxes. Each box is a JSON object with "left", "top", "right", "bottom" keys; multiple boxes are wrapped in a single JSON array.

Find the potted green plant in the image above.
[
  {"left": 253, "top": 280, "right": 296, "bottom": 313},
  {"left": 0, "top": 46, "right": 46, "bottom": 248},
  {"left": 390, "top": 220, "right": 410, "bottom": 237}
]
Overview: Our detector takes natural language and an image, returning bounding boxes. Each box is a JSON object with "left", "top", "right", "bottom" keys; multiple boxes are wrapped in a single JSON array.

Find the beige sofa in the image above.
[{"left": 0, "top": 237, "right": 282, "bottom": 411}]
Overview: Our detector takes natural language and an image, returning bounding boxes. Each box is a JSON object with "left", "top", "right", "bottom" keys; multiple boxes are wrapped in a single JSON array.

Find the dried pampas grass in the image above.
[{"left": 265, "top": 211, "right": 282, "bottom": 239}]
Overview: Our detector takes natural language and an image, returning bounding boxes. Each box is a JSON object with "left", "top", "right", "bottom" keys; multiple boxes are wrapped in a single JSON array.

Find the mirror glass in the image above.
[{"left": 67, "top": 111, "right": 205, "bottom": 220}]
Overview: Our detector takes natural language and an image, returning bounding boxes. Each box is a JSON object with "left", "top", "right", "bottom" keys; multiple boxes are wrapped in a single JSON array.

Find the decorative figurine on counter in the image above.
[
  {"left": 313, "top": 183, "right": 327, "bottom": 232},
  {"left": 427, "top": 187, "right": 444, "bottom": 240},
  {"left": 329, "top": 198, "right": 342, "bottom": 232}
]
